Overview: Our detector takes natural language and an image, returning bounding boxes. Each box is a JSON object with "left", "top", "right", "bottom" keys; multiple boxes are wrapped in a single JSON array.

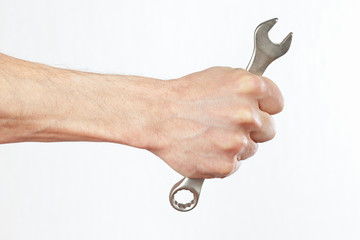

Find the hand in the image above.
[{"left": 150, "top": 67, "right": 284, "bottom": 179}]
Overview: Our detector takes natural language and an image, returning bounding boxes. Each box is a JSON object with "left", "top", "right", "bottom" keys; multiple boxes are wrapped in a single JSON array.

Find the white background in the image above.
[{"left": 0, "top": 0, "right": 359, "bottom": 239}]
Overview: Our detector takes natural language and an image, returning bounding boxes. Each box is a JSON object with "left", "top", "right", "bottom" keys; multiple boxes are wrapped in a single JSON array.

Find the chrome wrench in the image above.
[{"left": 169, "top": 18, "right": 293, "bottom": 212}]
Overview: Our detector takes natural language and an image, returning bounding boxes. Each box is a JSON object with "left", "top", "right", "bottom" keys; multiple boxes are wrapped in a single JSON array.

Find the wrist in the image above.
[{"left": 56, "top": 70, "right": 172, "bottom": 150}]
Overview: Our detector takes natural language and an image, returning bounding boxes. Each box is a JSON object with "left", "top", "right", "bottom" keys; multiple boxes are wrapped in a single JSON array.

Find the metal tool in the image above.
[{"left": 169, "top": 18, "right": 292, "bottom": 212}]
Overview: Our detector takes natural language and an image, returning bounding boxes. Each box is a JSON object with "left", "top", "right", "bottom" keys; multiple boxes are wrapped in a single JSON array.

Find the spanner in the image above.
[{"left": 169, "top": 18, "right": 292, "bottom": 212}]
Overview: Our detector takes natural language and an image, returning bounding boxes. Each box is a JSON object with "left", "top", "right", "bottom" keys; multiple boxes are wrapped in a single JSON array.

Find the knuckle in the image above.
[
  {"left": 233, "top": 135, "right": 248, "bottom": 153},
  {"left": 214, "top": 160, "right": 235, "bottom": 177},
  {"left": 234, "top": 106, "right": 261, "bottom": 128},
  {"left": 236, "top": 74, "right": 266, "bottom": 95},
  {"left": 233, "top": 105, "right": 252, "bottom": 120},
  {"left": 237, "top": 140, "right": 258, "bottom": 160},
  {"left": 223, "top": 133, "right": 247, "bottom": 153},
  {"left": 218, "top": 134, "right": 246, "bottom": 152}
]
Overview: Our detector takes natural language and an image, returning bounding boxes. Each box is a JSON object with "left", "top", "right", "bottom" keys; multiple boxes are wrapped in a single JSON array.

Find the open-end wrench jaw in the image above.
[
  {"left": 247, "top": 18, "right": 293, "bottom": 75},
  {"left": 169, "top": 18, "right": 292, "bottom": 212}
]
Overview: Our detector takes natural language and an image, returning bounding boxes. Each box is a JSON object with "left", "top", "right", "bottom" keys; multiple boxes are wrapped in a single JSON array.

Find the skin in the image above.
[{"left": 0, "top": 53, "right": 284, "bottom": 179}]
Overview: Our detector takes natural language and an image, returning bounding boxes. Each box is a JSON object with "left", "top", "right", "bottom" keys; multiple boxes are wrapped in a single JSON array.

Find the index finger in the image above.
[{"left": 258, "top": 76, "right": 284, "bottom": 115}]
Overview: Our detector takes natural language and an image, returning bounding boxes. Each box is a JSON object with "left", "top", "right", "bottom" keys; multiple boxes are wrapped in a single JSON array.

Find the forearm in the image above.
[{"left": 0, "top": 53, "right": 167, "bottom": 149}]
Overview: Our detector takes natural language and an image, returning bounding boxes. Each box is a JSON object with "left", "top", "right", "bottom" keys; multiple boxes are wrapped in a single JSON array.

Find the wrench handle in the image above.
[
  {"left": 169, "top": 177, "right": 204, "bottom": 212},
  {"left": 169, "top": 18, "right": 292, "bottom": 212}
]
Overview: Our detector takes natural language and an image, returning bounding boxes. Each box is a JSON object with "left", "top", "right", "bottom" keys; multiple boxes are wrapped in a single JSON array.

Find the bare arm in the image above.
[
  {"left": 0, "top": 53, "right": 283, "bottom": 178},
  {"left": 0, "top": 53, "right": 166, "bottom": 148}
]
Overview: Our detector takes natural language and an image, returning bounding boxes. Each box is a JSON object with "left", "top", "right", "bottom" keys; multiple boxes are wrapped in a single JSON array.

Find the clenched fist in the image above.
[
  {"left": 150, "top": 67, "right": 284, "bottom": 179},
  {"left": 0, "top": 54, "right": 283, "bottom": 180}
]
